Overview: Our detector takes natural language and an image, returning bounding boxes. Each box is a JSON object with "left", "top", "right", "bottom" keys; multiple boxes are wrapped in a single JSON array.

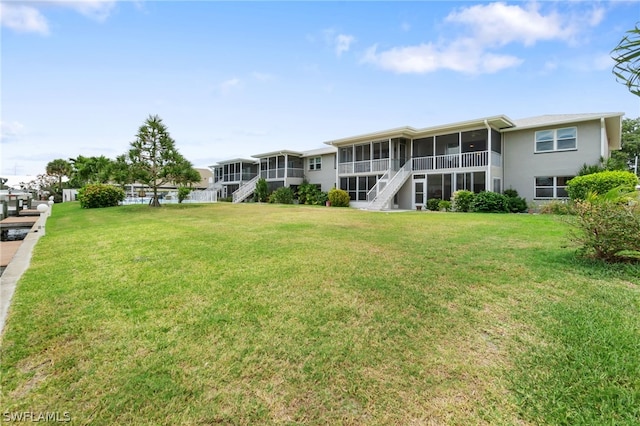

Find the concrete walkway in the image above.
[{"left": 0, "top": 212, "right": 48, "bottom": 336}]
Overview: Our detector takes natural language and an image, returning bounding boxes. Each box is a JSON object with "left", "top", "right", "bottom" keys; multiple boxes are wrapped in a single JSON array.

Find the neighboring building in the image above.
[
  {"left": 210, "top": 159, "right": 259, "bottom": 199},
  {"left": 211, "top": 146, "right": 338, "bottom": 203},
  {"left": 212, "top": 112, "right": 624, "bottom": 209}
]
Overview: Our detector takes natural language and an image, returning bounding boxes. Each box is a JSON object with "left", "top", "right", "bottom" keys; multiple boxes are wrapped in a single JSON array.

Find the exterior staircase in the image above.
[
  {"left": 232, "top": 176, "right": 259, "bottom": 203},
  {"left": 365, "top": 162, "right": 412, "bottom": 210}
]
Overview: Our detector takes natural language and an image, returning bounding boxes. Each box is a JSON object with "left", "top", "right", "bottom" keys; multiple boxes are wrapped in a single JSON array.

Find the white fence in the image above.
[{"left": 121, "top": 190, "right": 217, "bottom": 205}]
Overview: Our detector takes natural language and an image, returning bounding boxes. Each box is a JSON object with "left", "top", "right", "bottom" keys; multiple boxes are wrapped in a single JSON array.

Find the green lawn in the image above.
[{"left": 1, "top": 202, "right": 638, "bottom": 425}]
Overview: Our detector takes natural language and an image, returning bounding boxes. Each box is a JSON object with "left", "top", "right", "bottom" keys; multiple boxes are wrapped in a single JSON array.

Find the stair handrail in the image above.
[
  {"left": 367, "top": 161, "right": 412, "bottom": 209},
  {"left": 232, "top": 175, "right": 260, "bottom": 203}
]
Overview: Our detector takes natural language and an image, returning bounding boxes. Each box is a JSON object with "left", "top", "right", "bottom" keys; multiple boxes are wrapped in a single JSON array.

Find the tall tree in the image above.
[
  {"left": 46, "top": 158, "right": 71, "bottom": 196},
  {"left": 111, "top": 154, "right": 133, "bottom": 189},
  {"left": 69, "top": 155, "right": 114, "bottom": 187},
  {"left": 127, "top": 115, "right": 198, "bottom": 207},
  {"left": 612, "top": 117, "right": 640, "bottom": 176},
  {"left": 611, "top": 23, "right": 640, "bottom": 96}
]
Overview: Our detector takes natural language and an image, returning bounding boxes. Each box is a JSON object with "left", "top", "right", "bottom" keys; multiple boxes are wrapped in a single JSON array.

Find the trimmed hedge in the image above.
[
  {"left": 470, "top": 191, "right": 508, "bottom": 213},
  {"left": 269, "top": 187, "right": 294, "bottom": 204},
  {"left": 328, "top": 188, "right": 350, "bottom": 207},
  {"left": 78, "top": 184, "right": 125, "bottom": 208},
  {"left": 566, "top": 171, "right": 638, "bottom": 201},
  {"left": 451, "top": 190, "right": 474, "bottom": 212}
]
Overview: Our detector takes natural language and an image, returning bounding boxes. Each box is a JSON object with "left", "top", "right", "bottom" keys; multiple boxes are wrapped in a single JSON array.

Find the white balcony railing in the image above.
[
  {"left": 412, "top": 151, "right": 492, "bottom": 171},
  {"left": 340, "top": 151, "right": 499, "bottom": 175}
]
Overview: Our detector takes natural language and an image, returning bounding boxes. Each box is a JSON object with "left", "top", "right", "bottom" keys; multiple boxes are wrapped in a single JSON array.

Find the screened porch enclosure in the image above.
[
  {"left": 338, "top": 138, "right": 409, "bottom": 174},
  {"left": 412, "top": 128, "right": 501, "bottom": 171},
  {"left": 259, "top": 154, "right": 304, "bottom": 180},
  {"left": 413, "top": 171, "right": 486, "bottom": 205}
]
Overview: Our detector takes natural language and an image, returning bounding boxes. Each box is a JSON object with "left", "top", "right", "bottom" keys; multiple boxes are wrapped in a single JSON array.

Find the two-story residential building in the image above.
[
  {"left": 325, "top": 112, "right": 623, "bottom": 210},
  {"left": 211, "top": 112, "right": 624, "bottom": 209},
  {"left": 211, "top": 146, "right": 338, "bottom": 203},
  {"left": 210, "top": 158, "right": 259, "bottom": 199}
]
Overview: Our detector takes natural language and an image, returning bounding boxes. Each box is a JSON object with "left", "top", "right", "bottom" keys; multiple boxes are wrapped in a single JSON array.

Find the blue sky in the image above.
[{"left": 1, "top": 1, "right": 639, "bottom": 179}]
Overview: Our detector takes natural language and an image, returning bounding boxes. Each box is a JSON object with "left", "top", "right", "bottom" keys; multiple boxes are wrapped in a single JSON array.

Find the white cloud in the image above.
[
  {"left": 445, "top": 2, "right": 573, "bottom": 47},
  {"left": 0, "top": 120, "right": 26, "bottom": 142},
  {"left": 217, "top": 78, "right": 242, "bottom": 94},
  {"left": 362, "top": 1, "right": 607, "bottom": 75},
  {"left": 0, "top": 3, "right": 50, "bottom": 35},
  {"left": 53, "top": 0, "right": 117, "bottom": 22},
  {"left": 335, "top": 34, "right": 355, "bottom": 56},
  {"left": 323, "top": 29, "right": 355, "bottom": 57},
  {"left": 252, "top": 72, "right": 274, "bottom": 82},
  {"left": 0, "top": 0, "right": 118, "bottom": 34},
  {"left": 363, "top": 39, "right": 522, "bottom": 75}
]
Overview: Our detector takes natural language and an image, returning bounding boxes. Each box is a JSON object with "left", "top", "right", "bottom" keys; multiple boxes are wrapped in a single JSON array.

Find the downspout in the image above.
[{"left": 600, "top": 117, "right": 607, "bottom": 158}]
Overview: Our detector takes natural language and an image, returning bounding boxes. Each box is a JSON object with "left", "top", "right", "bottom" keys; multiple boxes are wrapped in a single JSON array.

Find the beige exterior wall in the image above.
[
  {"left": 305, "top": 153, "right": 337, "bottom": 192},
  {"left": 503, "top": 120, "right": 603, "bottom": 202}
]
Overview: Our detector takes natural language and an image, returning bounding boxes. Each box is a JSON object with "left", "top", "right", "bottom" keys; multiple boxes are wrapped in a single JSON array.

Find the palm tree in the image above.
[
  {"left": 46, "top": 158, "right": 71, "bottom": 197},
  {"left": 612, "top": 23, "right": 640, "bottom": 96}
]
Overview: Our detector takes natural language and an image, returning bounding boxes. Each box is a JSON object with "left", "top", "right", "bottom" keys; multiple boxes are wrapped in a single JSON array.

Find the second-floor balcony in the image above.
[
  {"left": 339, "top": 151, "right": 502, "bottom": 175},
  {"left": 260, "top": 168, "right": 304, "bottom": 180},
  {"left": 219, "top": 172, "right": 258, "bottom": 183}
]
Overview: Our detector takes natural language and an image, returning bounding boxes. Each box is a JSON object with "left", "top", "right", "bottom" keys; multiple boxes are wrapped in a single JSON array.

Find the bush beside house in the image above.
[{"left": 78, "top": 184, "right": 125, "bottom": 208}]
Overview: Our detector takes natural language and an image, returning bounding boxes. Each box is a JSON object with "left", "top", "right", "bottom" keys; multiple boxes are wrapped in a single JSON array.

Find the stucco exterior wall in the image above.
[
  {"left": 396, "top": 180, "right": 413, "bottom": 209},
  {"left": 503, "top": 120, "right": 603, "bottom": 202},
  {"left": 305, "top": 153, "right": 337, "bottom": 192}
]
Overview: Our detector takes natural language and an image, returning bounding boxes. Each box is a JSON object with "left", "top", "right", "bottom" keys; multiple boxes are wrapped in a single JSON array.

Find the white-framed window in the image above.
[
  {"left": 309, "top": 157, "right": 321, "bottom": 171},
  {"left": 535, "top": 176, "right": 573, "bottom": 198},
  {"left": 535, "top": 127, "right": 577, "bottom": 153}
]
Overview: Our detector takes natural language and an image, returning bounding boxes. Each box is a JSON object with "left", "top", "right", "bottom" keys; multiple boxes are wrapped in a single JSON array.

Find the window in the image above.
[
  {"left": 309, "top": 157, "right": 321, "bottom": 171},
  {"left": 341, "top": 175, "right": 379, "bottom": 201},
  {"left": 535, "top": 127, "right": 577, "bottom": 152},
  {"left": 535, "top": 176, "right": 573, "bottom": 198}
]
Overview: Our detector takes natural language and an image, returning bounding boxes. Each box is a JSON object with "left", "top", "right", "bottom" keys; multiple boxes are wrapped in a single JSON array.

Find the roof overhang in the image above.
[
  {"left": 211, "top": 158, "right": 258, "bottom": 166},
  {"left": 604, "top": 115, "right": 623, "bottom": 150},
  {"left": 324, "top": 115, "right": 515, "bottom": 147},
  {"left": 252, "top": 149, "right": 304, "bottom": 159},
  {"left": 301, "top": 146, "right": 337, "bottom": 157}
]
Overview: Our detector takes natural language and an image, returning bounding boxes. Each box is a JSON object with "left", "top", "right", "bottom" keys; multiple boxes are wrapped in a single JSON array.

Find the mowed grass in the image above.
[{"left": 1, "top": 202, "right": 638, "bottom": 425}]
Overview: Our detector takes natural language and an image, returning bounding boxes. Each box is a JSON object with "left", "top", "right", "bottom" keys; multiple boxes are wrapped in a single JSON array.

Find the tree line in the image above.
[{"left": 31, "top": 115, "right": 201, "bottom": 207}]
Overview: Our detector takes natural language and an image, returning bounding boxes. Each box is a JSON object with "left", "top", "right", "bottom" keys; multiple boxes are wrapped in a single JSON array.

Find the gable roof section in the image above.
[
  {"left": 505, "top": 112, "right": 624, "bottom": 150},
  {"left": 252, "top": 149, "right": 304, "bottom": 159},
  {"left": 506, "top": 112, "right": 624, "bottom": 130},
  {"left": 301, "top": 146, "right": 337, "bottom": 157}
]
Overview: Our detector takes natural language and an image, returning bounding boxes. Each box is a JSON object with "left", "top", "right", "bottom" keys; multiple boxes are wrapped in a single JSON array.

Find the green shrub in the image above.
[
  {"left": 78, "top": 184, "right": 125, "bottom": 208},
  {"left": 503, "top": 188, "right": 519, "bottom": 198},
  {"left": 328, "top": 188, "right": 350, "bottom": 207},
  {"left": 438, "top": 200, "right": 451, "bottom": 211},
  {"left": 219, "top": 196, "right": 232, "bottom": 202},
  {"left": 426, "top": 198, "right": 441, "bottom": 211},
  {"left": 505, "top": 196, "right": 528, "bottom": 213},
  {"left": 254, "top": 178, "right": 269, "bottom": 202},
  {"left": 177, "top": 186, "right": 191, "bottom": 203},
  {"left": 566, "top": 170, "right": 638, "bottom": 201},
  {"left": 470, "top": 191, "right": 508, "bottom": 213},
  {"left": 571, "top": 188, "right": 640, "bottom": 261},
  {"left": 451, "top": 190, "right": 474, "bottom": 212},
  {"left": 503, "top": 189, "right": 528, "bottom": 213},
  {"left": 316, "top": 191, "right": 329, "bottom": 206},
  {"left": 539, "top": 200, "right": 575, "bottom": 215},
  {"left": 297, "top": 182, "right": 326, "bottom": 205},
  {"left": 269, "top": 187, "right": 294, "bottom": 204}
]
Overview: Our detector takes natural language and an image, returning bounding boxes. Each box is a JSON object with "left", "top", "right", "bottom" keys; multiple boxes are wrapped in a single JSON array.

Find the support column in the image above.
[{"left": 485, "top": 120, "right": 492, "bottom": 192}]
